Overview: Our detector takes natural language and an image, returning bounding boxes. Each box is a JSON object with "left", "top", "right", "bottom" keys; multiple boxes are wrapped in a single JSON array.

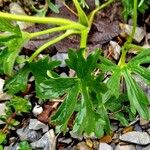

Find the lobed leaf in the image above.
[
  {"left": 123, "top": 68, "right": 150, "bottom": 120},
  {"left": 51, "top": 84, "right": 79, "bottom": 132}
]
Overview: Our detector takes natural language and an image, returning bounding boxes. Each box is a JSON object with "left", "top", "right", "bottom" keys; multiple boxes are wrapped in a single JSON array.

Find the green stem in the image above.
[
  {"left": 118, "top": 48, "right": 127, "bottom": 68},
  {"left": 126, "top": 0, "right": 137, "bottom": 44},
  {"left": 0, "top": 12, "right": 85, "bottom": 30},
  {"left": 80, "top": 29, "right": 89, "bottom": 58},
  {"left": 28, "top": 30, "right": 79, "bottom": 62},
  {"left": 118, "top": 0, "right": 137, "bottom": 67},
  {"left": 88, "top": 0, "right": 114, "bottom": 28},
  {"left": 29, "top": 25, "right": 80, "bottom": 39}
]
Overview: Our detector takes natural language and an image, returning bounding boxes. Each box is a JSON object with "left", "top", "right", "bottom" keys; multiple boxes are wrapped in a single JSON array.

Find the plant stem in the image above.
[
  {"left": 118, "top": 48, "right": 127, "bottom": 68},
  {"left": 0, "top": 12, "right": 85, "bottom": 30},
  {"left": 29, "top": 25, "right": 80, "bottom": 39},
  {"left": 2, "top": 112, "right": 16, "bottom": 133},
  {"left": 28, "top": 30, "right": 79, "bottom": 62},
  {"left": 126, "top": 0, "right": 137, "bottom": 44},
  {"left": 118, "top": 0, "right": 137, "bottom": 67},
  {"left": 80, "top": 29, "right": 89, "bottom": 57},
  {"left": 88, "top": 0, "right": 114, "bottom": 28}
]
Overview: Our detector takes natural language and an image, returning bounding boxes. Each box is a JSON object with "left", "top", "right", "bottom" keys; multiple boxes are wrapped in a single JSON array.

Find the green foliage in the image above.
[
  {"left": 0, "top": 19, "right": 29, "bottom": 76},
  {"left": 0, "top": 0, "right": 149, "bottom": 142},
  {"left": 8, "top": 97, "right": 31, "bottom": 114},
  {"left": 121, "top": 0, "right": 150, "bottom": 20},
  {"left": 5, "top": 57, "right": 61, "bottom": 100},
  {"left": 18, "top": 141, "right": 32, "bottom": 150},
  {"left": 99, "top": 48, "right": 150, "bottom": 120},
  {"left": 0, "top": 131, "right": 6, "bottom": 145}
]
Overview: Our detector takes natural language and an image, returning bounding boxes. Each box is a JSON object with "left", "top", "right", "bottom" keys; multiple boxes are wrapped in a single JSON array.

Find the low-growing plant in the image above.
[{"left": 0, "top": 0, "right": 149, "bottom": 148}]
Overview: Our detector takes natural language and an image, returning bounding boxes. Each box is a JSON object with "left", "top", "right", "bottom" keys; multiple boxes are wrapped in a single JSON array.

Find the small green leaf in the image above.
[
  {"left": 5, "top": 65, "right": 30, "bottom": 94},
  {"left": 9, "top": 97, "right": 31, "bottom": 114},
  {"left": 0, "top": 33, "right": 29, "bottom": 75},
  {"left": 51, "top": 84, "right": 79, "bottom": 132},
  {"left": 0, "top": 131, "right": 6, "bottom": 144},
  {"left": 0, "top": 18, "right": 21, "bottom": 35},
  {"left": 18, "top": 141, "right": 31, "bottom": 150},
  {"left": 0, "top": 145, "right": 3, "bottom": 150},
  {"left": 114, "top": 112, "right": 128, "bottom": 126},
  {"left": 47, "top": 0, "right": 59, "bottom": 13},
  {"left": 72, "top": 0, "right": 88, "bottom": 26}
]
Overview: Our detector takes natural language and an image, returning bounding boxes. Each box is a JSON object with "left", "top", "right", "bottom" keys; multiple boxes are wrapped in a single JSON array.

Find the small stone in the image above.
[
  {"left": 140, "top": 118, "right": 149, "bottom": 126},
  {"left": 29, "top": 119, "right": 49, "bottom": 132},
  {"left": 60, "top": 72, "right": 68, "bottom": 77},
  {"left": 0, "top": 78, "right": 5, "bottom": 93},
  {"left": 136, "top": 145, "right": 143, "bottom": 150},
  {"left": 85, "top": 139, "right": 93, "bottom": 148},
  {"left": 0, "top": 103, "right": 6, "bottom": 124},
  {"left": 32, "top": 104, "right": 43, "bottom": 116},
  {"left": 142, "top": 145, "right": 150, "bottom": 150},
  {"left": 120, "top": 131, "right": 150, "bottom": 145},
  {"left": 27, "top": 130, "right": 41, "bottom": 142},
  {"left": 99, "top": 143, "right": 113, "bottom": 150},
  {"left": 52, "top": 53, "right": 68, "bottom": 67},
  {"left": 147, "top": 129, "right": 150, "bottom": 135},
  {"left": 120, "top": 23, "right": 146, "bottom": 43},
  {"left": 0, "top": 0, "right": 3, "bottom": 7},
  {"left": 30, "top": 129, "right": 56, "bottom": 150},
  {"left": 58, "top": 138, "right": 72, "bottom": 144},
  {"left": 76, "top": 142, "right": 92, "bottom": 150},
  {"left": 9, "top": 2, "right": 33, "bottom": 29},
  {"left": 17, "top": 126, "right": 29, "bottom": 140},
  {"left": 70, "top": 131, "right": 83, "bottom": 140},
  {"left": 134, "top": 124, "right": 142, "bottom": 132},
  {"left": 109, "top": 41, "right": 121, "bottom": 60},
  {"left": 115, "top": 143, "right": 136, "bottom": 150}
]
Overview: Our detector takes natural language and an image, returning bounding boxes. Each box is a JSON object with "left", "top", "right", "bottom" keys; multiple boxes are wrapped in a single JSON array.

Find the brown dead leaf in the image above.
[
  {"left": 122, "top": 126, "right": 134, "bottom": 134},
  {"left": 100, "top": 134, "right": 113, "bottom": 143},
  {"left": 37, "top": 102, "right": 59, "bottom": 123}
]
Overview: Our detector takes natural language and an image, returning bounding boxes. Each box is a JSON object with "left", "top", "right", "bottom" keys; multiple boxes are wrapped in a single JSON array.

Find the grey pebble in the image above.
[
  {"left": 120, "top": 131, "right": 150, "bottom": 145},
  {"left": 99, "top": 143, "right": 113, "bottom": 150},
  {"left": 115, "top": 143, "right": 136, "bottom": 150},
  {"left": 142, "top": 145, "right": 150, "bottom": 150},
  {"left": 29, "top": 119, "right": 49, "bottom": 132},
  {"left": 30, "top": 129, "right": 56, "bottom": 150},
  {"left": 52, "top": 52, "right": 68, "bottom": 67}
]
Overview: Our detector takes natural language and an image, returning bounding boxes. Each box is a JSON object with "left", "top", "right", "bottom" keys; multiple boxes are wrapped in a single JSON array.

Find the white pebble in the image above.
[{"left": 32, "top": 105, "right": 43, "bottom": 116}]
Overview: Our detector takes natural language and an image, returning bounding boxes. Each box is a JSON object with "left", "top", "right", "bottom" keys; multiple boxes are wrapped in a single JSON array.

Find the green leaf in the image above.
[
  {"left": 86, "top": 49, "right": 100, "bottom": 73},
  {"left": 72, "top": 0, "right": 88, "bottom": 26},
  {"left": 107, "top": 68, "right": 121, "bottom": 98},
  {"left": 30, "top": 57, "right": 60, "bottom": 99},
  {"left": 18, "top": 141, "right": 31, "bottom": 150},
  {"left": 123, "top": 68, "right": 150, "bottom": 119},
  {"left": 66, "top": 49, "right": 100, "bottom": 78},
  {"left": 66, "top": 49, "right": 87, "bottom": 78},
  {"left": 0, "top": 145, "right": 3, "bottom": 150},
  {"left": 9, "top": 97, "right": 31, "bottom": 114},
  {"left": 114, "top": 112, "right": 128, "bottom": 126},
  {"left": 0, "top": 18, "right": 21, "bottom": 35},
  {"left": 39, "top": 77, "right": 78, "bottom": 99},
  {"left": 0, "top": 131, "right": 6, "bottom": 144},
  {"left": 51, "top": 84, "right": 79, "bottom": 132},
  {"left": 47, "top": 0, "right": 59, "bottom": 13},
  {"left": 0, "top": 33, "right": 29, "bottom": 75},
  {"left": 99, "top": 56, "right": 117, "bottom": 72},
  {"left": 5, "top": 65, "right": 30, "bottom": 94}
]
